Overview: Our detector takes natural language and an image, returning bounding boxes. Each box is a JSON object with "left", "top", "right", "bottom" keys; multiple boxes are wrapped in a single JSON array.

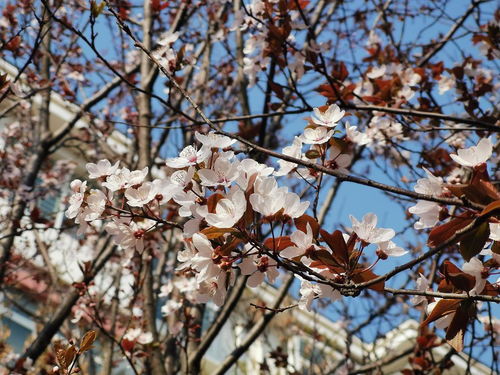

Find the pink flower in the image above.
[
  {"left": 298, "top": 279, "right": 322, "bottom": 311},
  {"left": 349, "top": 213, "right": 395, "bottom": 244},
  {"left": 411, "top": 273, "right": 431, "bottom": 309},
  {"left": 204, "top": 187, "right": 246, "bottom": 228},
  {"left": 275, "top": 137, "right": 303, "bottom": 176},
  {"left": 449, "top": 138, "right": 493, "bottom": 167},
  {"left": 194, "top": 273, "right": 231, "bottom": 307},
  {"left": 236, "top": 158, "right": 274, "bottom": 190},
  {"left": 102, "top": 167, "right": 148, "bottom": 191},
  {"left": 311, "top": 104, "right": 345, "bottom": 128},
  {"left": 81, "top": 189, "right": 107, "bottom": 221},
  {"left": 190, "top": 233, "right": 223, "bottom": 282},
  {"left": 166, "top": 145, "right": 210, "bottom": 169},
  {"left": 462, "top": 257, "right": 487, "bottom": 295},
  {"left": 249, "top": 177, "right": 287, "bottom": 217},
  {"left": 195, "top": 131, "right": 236, "bottom": 150},
  {"left": 376, "top": 241, "right": 407, "bottom": 258},
  {"left": 489, "top": 223, "right": 500, "bottom": 241},
  {"left": 239, "top": 254, "right": 279, "bottom": 288},
  {"left": 345, "top": 123, "right": 371, "bottom": 145},
  {"left": 300, "top": 126, "right": 334, "bottom": 144},
  {"left": 105, "top": 220, "right": 145, "bottom": 252},
  {"left": 125, "top": 182, "right": 157, "bottom": 207},
  {"left": 328, "top": 144, "right": 352, "bottom": 174},
  {"left": 282, "top": 192, "right": 309, "bottom": 219},
  {"left": 281, "top": 224, "right": 317, "bottom": 262},
  {"left": 86, "top": 159, "right": 119, "bottom": 179},
  {"left": 124, "top": 328, "right": 153, "bottom": 345},
  {"left": 367, "top": 65, "right": 386, "bottom": 79},
  {"left": 198, "top": 157, "right": 239, "bottom": 187},
  {"left": 65, "top": 180, "right": 87, "bottom": 219}
]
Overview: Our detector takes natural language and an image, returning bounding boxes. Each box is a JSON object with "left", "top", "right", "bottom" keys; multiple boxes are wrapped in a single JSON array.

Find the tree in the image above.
[{"left": 0, "top": 0, "right": 498, "bottom": 374}]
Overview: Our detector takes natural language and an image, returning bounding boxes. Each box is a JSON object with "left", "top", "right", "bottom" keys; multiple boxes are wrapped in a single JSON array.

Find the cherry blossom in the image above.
[
  {"left": 311, "top": 104, "right": 345, "bottom": 128},
  {"left": 194, "top": 272, "right": 232, "bottom": 307},
  {"left": 102, "top": 167, "right": 149, "bottom": 192},
  {"left": 239, "top": 254, "right": 279, "bottom": 288},
  {"left": 298, "top": 279, "right": 321, "bottom": 311},
  {"left": 411, "top": 273, "right": 431, "bottom": 309},
  {"left": 125, "top": 182, "right": 157, "bottom": 207},
  {"left": 80, "top": 189, "right": 107, "bottom": 221},
  {"left": 438, "top": 75, "right": 455, "bottom": 95},
  {"left": 190, "top": 233, "right": 225, "bottom": 282},
  {"left": 367, "top": 65, "right": 386, "bottom": 79},
  {"left": 489, "top": 223, "right": 500, "bottom": 241},
  {"left": 86, "top": 159, "right": 120, "bottom": 179},
  {"left": 203, "top": 187, "right": 246, "bottom": 228},
  {"left": 173, "top": 190, "right": 201, "bottom": 217},
  {"left": 345, "top": 123, "right": 371, "bottom": 146},
  {"left": 275, "top": 137, "right": 303, "bottom": 176},
  {"left": 281, "top": 224, "right": 317, "bottom": 262},
  {"left": 300, "top": 126, "right": 335, "bottom": 144},
  {"left": 249, "top": 176, "right": 288, "bottom": 217},
  {"left": 235, "top": 158, "right": 274, "bottom": 191},
  {"left": 166, "top": 145, "right": 211, "bottom": 169},
  {"left": 198, "top": 157, "right": 239, "bottom": 187},
  {"left": 282, "top": 192, "right": 310, "bottom": 219},
  {"left": 105, "top": 219, "right": 146, "bottom": 252},
  {"left": 328, "top": 144, "right": 352, "bottom": 174},
  {"left": 462, "top": 257, "right": 487, "bottom": 295},
  {"left": 124, "top": 328, "right": 154, "bottom": 345},
  {"left": 449, "top": 138, "right": 493, "bottom": 167},
  {"left": 349, "top": 213, "right": 395, "bottom": 245},
  {"left": 195, "top": 131, "right": 237, "bottom": 150},
  {"left": 161, "top": 300, "right": 182, "bottom": 317},
  {"left": 408, "top": 169, "right": 444, "bottom": 229},
  {"left": 376, "top": 241, "right": 407, "bottom": 258},
  {"left": 65, "top": 179, "right": 87, "bottom": 219}
]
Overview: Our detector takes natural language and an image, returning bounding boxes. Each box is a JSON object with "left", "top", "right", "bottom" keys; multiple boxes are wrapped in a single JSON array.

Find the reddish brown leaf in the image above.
[
  {"left": 351, "top": 269, "right": 385, "bottom": 292},
  {"left": 264, "top": 236, "right": 294, "bottom": 251},
  {"left": 201, "top": 226, "right": 238, "bottom": 239},
  {"left": 480, "top": 200, "right": 500, "bottom": 217},
  {"left": 64, "top": 345, "right": 77, "bottom": 369},
  {"left": 427, "top": 213, "right": 473, "bottom": 247},
  {"left": 422, "top": 299, "right": 460, "bottom": 327},
  {"left": 320, "top": 229, "right": 349, "bottom": 264},
  {"left": 459, "top": 222, "right": 490, "bottom": 261},
  {"left": 294, "top": 214, "right": 319, "bottom": 238},
  {"left": 440, "top": 260, "right": 475, "bottom": 292},
  {"left": 207, "top": 193, "right": 224, "bottom": 213},
  {"left": 79, "top": 330, "right": 97, "bottom": 353}
]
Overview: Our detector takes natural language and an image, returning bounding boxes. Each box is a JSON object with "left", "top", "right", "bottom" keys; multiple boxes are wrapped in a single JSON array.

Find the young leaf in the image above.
[
  {"left": 263, "top": 236, "right": 294, "bottom": 252},
  {"left": 64, "top": 345, "right": 77, "bottom": 369},
  {"left": 422, "top": 299, "right": 460, "bottom": 327},
  {"left": 79, "top": 330, "right": 97, "bottom": 353},
  {"left": 320, "top": 229, "right": 349, "bottom": 264},
  {"left": 440, "top": 260, "right": 475, "bottom": 292},
  {"left": 428, "top": 213, "right": 473, "bottom": 247},
  {"left": 351, "top": 268, "right": 385, "bottom": 292},
  {"left": 201, "top": 226, "right": 238, "bottom": 239},
  {"left": 294, "top": 214, "right": 320, "bottom": 238},
  {"left": 479, "top": 199, "right": 500, "bottom": 217},
  {"left": 459, "top": 221, "right": 490, "bottom": 261}
]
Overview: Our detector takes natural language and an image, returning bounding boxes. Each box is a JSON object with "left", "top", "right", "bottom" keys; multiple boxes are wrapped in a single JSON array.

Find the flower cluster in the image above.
[{"left": 65, "top": 105, "right": 411, "bottom": 312}]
